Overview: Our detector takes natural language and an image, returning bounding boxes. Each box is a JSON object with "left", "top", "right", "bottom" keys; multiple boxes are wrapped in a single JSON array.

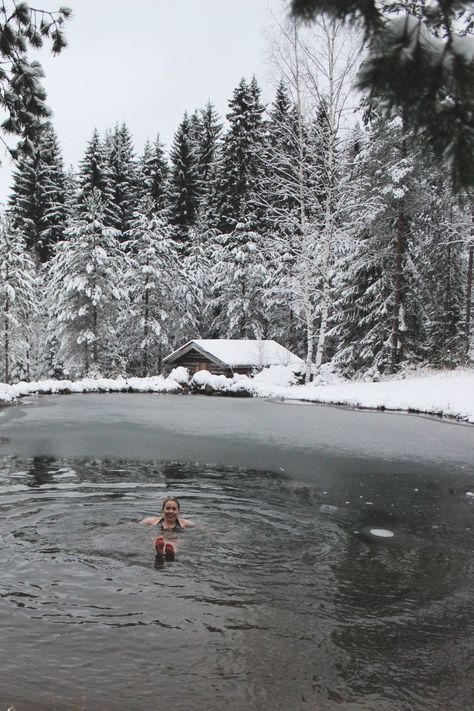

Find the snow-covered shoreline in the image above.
[{"left": 1, "top": 365, "right": 473, "bottom": 424}]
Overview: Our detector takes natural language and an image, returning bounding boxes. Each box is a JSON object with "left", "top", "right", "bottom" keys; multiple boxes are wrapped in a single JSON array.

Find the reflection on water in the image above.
[{"left": 0, "top": 456, "right": 473, "bottom": 710}]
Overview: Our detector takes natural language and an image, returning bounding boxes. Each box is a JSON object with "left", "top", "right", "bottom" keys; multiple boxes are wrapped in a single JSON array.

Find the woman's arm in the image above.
[
  {"left": 139, "top": 516, "right": 160, "bottom": 525},
  {"left": 180, "top": 518, "right": 194, "bottom": 528}
]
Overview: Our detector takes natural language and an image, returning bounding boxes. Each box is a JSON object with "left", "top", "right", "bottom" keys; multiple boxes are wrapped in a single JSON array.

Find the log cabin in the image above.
[{"left": 163, "top": 339, "right": 304, "bottom": 377}]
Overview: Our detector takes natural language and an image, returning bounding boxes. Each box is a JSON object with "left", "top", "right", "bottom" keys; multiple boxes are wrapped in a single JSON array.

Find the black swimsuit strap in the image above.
[{"left": 158, "top": 517, "right": 182, "bottom": 530}]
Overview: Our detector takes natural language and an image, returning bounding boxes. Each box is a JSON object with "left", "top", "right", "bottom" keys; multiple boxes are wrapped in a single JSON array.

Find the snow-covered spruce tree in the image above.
[
  {"left": 257, "top": 81, "right": 306, "bottom": 355},
  {"left": 206, "top": 78, "right": 268, "bottom": 341},
  {"left": 105, "top": 123, "right": 139, "bottom": 238},
  {"left": 210, "top": 220, "right": 268, "bottom": 339},
  {"left": 407, "top": 166, "right": 468, "bottom": 368},
  {"left": 189, "top": 102, "right": 222, "bottom": 225},
  {"left": 213, "top": 77, "right": 266, "bottom": 234},
  {"left": 121, "top": 200, "right": 178, "bottom": 376},
  {"left": 8, "top": 122, "right": 66, "bottom": 262},
  {"left": 329, "top": 104, "right": 433, "bottom": 375},
  {"left": 45, "top": 191, "right": 130, "bottom": 378},
  {"left": 174, "top": 219, "right": 216, "bottom": 342},
  {"left": 77, "top": 128, "right": 117, "bottom": 227},
  {"left": 137, "top": 135, "right": 170, "bottom": 213},
  {"left": 63, "top": 166, "right": 79, "bottom": 221},
  {"left": 0, "top": 216, "right": 37, "bottom": 383},
  {"left": 168, "top": 112, "right": 200, "bottom": 252}
]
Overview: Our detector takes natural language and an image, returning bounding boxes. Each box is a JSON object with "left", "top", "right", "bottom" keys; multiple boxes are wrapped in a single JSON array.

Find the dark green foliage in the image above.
[
  {"left": 138, "top": 135, "right": 169, "bottom": 213},
  {"left": 106, "top": 123, "right": 139, "bottom": 236},
  {"left": 291, "top": 0, "right": 381, "bottom": 33},
  {"left": 214, "top": 77, "right": 266, "bottom": 232},
  {"left": 190, "top": 102, "right": 222, "bottom": 222},
  {"left": 330, "top": 99, "right": 470, "bottom": 375},
  {"left": 291, "top": 0, "right": 474, "bottom": 191},
  {"left": 78, "top": 129, "right": 117, "bottom": 227},
  {"left": 0, "top": 3, "right": 71, "bottom": 157},
  {"left": 8, "top": 122, "right": 66, "bottom": 261},
  {"left": 168, "top": 112, "right": 200, "bottom": 245}
]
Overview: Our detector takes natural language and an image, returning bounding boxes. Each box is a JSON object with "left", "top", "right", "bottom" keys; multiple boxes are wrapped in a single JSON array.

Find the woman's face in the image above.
[{"left": 163, "top": 500, "right": 180, "bottom": 520}]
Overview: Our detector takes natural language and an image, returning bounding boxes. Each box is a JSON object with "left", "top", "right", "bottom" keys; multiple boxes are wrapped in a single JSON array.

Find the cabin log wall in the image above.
[{"left": 163, "top": 348, "right": 254, "bottom": 377}]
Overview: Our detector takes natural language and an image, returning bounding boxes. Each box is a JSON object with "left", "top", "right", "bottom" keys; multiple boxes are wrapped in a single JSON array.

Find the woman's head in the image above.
[{"left": 161, "top": 497, "right": 181, "bottom": 515}]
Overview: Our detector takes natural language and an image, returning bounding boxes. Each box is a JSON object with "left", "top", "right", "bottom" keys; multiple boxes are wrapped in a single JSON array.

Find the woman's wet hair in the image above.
[{"left": 161, "top": 496, "right": 181, "bottom": 512}]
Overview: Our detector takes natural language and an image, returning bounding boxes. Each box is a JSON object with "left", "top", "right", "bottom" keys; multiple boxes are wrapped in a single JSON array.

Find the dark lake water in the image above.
[{"left": 0, "top": 394, "right": 474, "bottom": 710}]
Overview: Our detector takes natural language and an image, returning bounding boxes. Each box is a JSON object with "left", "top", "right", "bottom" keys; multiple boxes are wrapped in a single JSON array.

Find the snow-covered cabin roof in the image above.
[{"left": 163, "top": 339, "right": 304, "bottom": 369}]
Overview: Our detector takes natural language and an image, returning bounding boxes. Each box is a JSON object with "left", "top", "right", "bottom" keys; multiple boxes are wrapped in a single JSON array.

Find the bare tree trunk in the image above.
[
  {"left": 92, "top": 305, "right": 98, "bottom": 372},
  {"left": 444, "top": 241, "right": 452, "bottom": 345},
  {"left": 466, "top": 239, "right": 473, "bottom": 357},
  {"left": 303, "top": 280, "right": 315, "bottom": 381},
  {"left": 314, "top": 25, "right": 336, "bottom": 372},
  {"left": 292, "top": 23, "right": 314, "bottom": 383},
  {"left": 25, "top": 312, "right": 31, "bottom": 383},
  {"left": 85, "top": 343, "right": 89, "bottom": 376},
  {"left": 315, "top": 148, "right": 333, "bottom": 371},
  {"left": 390, "top": 109, "right": 408, "bottom": 374},
  {"left": 391, "top": 203, "right": 406, "bottom": 372},
  {"left": 142, "top": 273, "right": 149, "bottom": 377},
  {"left": 158, "top": 341, "right": 162, "bottom": 374},
  {"left": 4, "top": 296, "right": 10, "bottom": 384}
]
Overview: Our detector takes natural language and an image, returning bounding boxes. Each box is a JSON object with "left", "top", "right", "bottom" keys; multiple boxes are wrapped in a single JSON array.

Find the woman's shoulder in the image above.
[
  {"left": 179, "top": 518, "right": 194, "bottom": 528},
  {"left": 139, "top": 516, "right": 161, "bottom": 525}
]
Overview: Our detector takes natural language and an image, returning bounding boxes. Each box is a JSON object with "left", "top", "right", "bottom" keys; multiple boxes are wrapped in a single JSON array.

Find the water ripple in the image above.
[{"left": 0, "top": 455, "right": 473, "bottom": 711}]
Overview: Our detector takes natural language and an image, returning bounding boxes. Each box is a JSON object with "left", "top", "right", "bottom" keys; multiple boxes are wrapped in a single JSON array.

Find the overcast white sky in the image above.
[{"left": 0, "top": 0, "right": 286, "bottom": 201}]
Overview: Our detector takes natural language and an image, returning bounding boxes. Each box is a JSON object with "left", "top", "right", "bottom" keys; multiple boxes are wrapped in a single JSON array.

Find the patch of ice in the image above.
[{"left": 369, "top": 528, "right": 394, "bottom": 538}]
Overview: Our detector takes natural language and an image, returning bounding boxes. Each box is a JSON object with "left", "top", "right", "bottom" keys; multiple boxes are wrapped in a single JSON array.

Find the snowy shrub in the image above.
[
  {"left": 252, "top": 365, "right": 299, "bottom": 388},
  {"left": 168, "top": 367, "right": 190, "bottom": 385},
  {"left": 191, "top": 370, "right": 231, "bottom": 391}
]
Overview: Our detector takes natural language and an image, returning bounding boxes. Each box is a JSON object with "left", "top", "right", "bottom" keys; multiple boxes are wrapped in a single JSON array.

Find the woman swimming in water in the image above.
[{"left": 139, "top": 496, "right": 194, "bottom": 561}]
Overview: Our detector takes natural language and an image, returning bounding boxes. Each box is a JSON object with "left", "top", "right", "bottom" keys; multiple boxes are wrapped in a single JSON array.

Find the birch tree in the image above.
[{"left": 264, "top": 16, "right": 360, "bottom": 379}]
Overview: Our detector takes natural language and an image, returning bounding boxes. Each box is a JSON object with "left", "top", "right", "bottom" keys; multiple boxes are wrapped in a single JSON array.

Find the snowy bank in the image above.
[
  {"left": 0, "top": 373, "right": 183, "bottom": 403},
  {"left": 0, "top": 366, "right": 473, "bottom": 424},
  {"left": 189, "top": 366, "right": 474, "bottom": 423},
  {"left": 250, "top": 367, "right": 474, "bottom": 423}
]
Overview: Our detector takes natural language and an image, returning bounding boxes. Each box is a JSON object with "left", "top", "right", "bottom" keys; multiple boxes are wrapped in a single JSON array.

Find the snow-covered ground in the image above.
[{"left": 0, "top": 365, "right": 473, "bottom": 424}]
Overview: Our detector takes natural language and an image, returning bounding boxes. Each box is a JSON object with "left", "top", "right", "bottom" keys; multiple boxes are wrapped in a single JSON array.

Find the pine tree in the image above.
[
  {"left": 168, "top": 112, "right": 200, "bottom": 249},
  {"left": 106, "top": 123, "right": 139, "bottom": 237},
  {"left": 121, "top": 200, "right": 178, "bottom": 376},
  {"left": 46, "top": 191, "right": 130, "bottom": 378},
  {"left": 191, "top": 102, "right": 222, "bottom": 222},
  {"left": 407, "top": 168, "right": 467, "bottom": 367},
  {"left": 77, "top": 129, "right": 116, "bottom": 226},
  {"left": 330, "top": 104, "right": 440, "bottom": 375},
  {"left": 210, "top": 220, "right": 268, "bottom": 339},
  {"left": 214, "top": 77, "right": 266, "bottom": 233},
  {"left": 258, "top": 81, "right": 306, "bottom": 354},
  {"left": 0, "top": 3, "right": 71, "bottom": 157},
  {"left": 8, "top": 122, "right": 66, "bottom": 262},
  {"left": 137, "top": 135, "right": 169, "bottom": 213},
  {"left": 174, "top": 221, "right": 215, "bottom": 342},
  {"left": 0, "top": 215, "right": 37, "bottom": 383}
]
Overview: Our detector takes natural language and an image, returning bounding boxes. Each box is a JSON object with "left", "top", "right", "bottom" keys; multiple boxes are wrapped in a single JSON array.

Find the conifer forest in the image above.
[{"left": 1, "top": 18, "right": 473, "bottom": 385}]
